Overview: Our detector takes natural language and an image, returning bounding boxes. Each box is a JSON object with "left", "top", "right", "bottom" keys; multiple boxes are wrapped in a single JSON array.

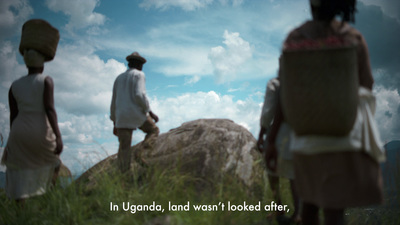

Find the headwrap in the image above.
[{"left": 23, "top": 49, "right": 45, "bottom": 68}]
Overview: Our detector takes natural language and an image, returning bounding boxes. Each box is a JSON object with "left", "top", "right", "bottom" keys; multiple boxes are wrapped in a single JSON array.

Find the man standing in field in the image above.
[{"left": 110, "top": 52, "right": 159, "bottom": 172}]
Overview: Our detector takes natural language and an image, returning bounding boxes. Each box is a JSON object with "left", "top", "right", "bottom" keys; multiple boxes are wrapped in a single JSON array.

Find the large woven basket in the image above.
[
  {"left": 19, "top": 19, "right": 60, "bottom": 61},
  {"left": 280, "top": 46, "right": 359, "bottom": 136}
]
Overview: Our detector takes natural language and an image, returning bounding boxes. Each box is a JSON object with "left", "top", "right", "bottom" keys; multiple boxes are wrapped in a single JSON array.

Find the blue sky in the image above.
[{"left": 0, "top": 0, "right": 399, "bottom": 175}]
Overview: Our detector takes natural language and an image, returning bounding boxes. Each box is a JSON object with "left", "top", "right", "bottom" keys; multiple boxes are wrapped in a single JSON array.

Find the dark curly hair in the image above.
[{"left": 311, "top": 0, "right": 357, "bottom": 23}]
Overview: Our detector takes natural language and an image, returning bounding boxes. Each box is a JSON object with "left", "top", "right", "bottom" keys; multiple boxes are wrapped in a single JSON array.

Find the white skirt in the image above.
[{"left": 6, "top": 163, "right": 58, "bottom": 200}]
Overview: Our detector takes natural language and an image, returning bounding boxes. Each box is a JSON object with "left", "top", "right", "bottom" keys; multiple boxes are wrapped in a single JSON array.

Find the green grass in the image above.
[
  {"left": 0, "top": 164, "right": 294, "bottom": 225},
  {"left": 3, "top": 157, "right": 397, "bottom": 225}
]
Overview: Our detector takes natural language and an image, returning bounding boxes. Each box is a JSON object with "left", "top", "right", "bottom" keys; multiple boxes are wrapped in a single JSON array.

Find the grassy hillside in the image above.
[
  {"left": 1, "top": 157, "right": 399, "bottom": 224},
  {"left": 0, "top": 165, "right": 291, "bottom": 225}
]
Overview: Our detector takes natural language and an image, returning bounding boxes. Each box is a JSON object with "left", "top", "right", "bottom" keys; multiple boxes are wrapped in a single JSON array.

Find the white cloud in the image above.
[
  {"left": 0, "top": 0, "right": 33, "bottom": 34},
  {"left": 0, "top": 103, "right": 9, "bottom": 146},
  {"left": 0, "top": 41, "right": 27, "bottom": 143},
  {"left": 219, "top": 0, "right": 244, "bottom": 7},
  {"left": 56, "top": 112, "right": 118, "bottom": 174},
  {"left": 45, "top": 0, "right": 106, "bottom": 31},
  {"left": 209, "top": 30, "right": 253, "bottom": 83},
  {"left": 140, "top": 0, "right": 212, "bottom": 11},
  {"left": 95, "top": 31, "right": 214, "bottom": 77},
  {"left": 93, "top": 1, "right": 296, "bottom": 80},
  {"left": 44, "top": 43, "right": 126, "bottom": 116},
  {"left": 150, "top": 91, "right": 261, "bottom": 136},
  {"left": 60, "top": 141, "right": 117, "bottom": 175},
  {"left": 0, "top": 147, "right": 5, "bottom": 172},
  {"left": 184, "top": 75, "right": 201, "bottom": 85},
  {"left": 0, "top": 41, "right": 26, "bottom": 90},
  {"left": 140, "top": 0, "right": 245, "bottom": 11},
  {"left": 143, "top": 44, "right": 213, "bottom": 77},
  {"left": 227, "top": 81, "right": 250, "bottom": 93},
  {"left": 360, "top": 0, "right": 400, "bottom": 22},
  {"left": 58, "top": 117, "right": 99, "bottom": 145},
  {"left": 374, "top": 86, "right": 400, "bottom": 142}
]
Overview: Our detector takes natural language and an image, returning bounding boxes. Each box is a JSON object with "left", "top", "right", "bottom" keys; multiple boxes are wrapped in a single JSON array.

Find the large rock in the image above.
[{"left": 77, "top": 119, "right": 265, "bottom": 193}]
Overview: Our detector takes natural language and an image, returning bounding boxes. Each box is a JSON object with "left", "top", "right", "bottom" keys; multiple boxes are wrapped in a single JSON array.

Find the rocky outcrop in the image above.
[{"left": 77, "top": 119, "right": 265, "bottom": 194}]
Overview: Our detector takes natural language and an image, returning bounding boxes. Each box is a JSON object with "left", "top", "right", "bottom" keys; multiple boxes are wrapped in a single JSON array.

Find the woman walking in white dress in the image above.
[{"left": 1, "top": 19, "right": 63, "bottom": 203}]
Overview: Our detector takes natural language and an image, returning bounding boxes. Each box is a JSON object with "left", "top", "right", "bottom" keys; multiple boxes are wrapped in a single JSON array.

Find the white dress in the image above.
[{"left": 3, "top": 74, "right": 60, "bottom": 199}]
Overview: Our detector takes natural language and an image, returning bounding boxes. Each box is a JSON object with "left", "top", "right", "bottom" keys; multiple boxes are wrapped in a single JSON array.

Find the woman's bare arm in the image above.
[
  {"left": 43, "top": 76, "right": 63, "bottom": 155},
  {"left": 263, "top": 90, "right": 283, "bottom": 172},
  {"left": 8, "top": 88, "right": 18, "bottom": 128}
]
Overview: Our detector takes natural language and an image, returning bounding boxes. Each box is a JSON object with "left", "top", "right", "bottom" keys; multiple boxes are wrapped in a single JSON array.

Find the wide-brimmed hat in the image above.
[{"left": 126, "top": 52, "right": 146, "bottom": 64}]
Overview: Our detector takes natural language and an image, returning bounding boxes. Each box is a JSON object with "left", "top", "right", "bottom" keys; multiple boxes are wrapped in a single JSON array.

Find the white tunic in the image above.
[{"left": 110, "top": 68, "right": 150, "bottom": 129}]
